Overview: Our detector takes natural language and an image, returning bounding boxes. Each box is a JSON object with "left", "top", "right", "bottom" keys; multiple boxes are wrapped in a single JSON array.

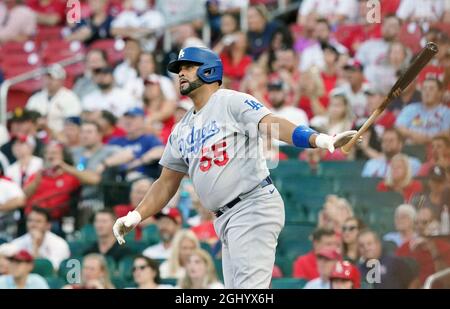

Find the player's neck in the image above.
[{"left": 190, "top": 85, "right": 220, "bottom": 113}]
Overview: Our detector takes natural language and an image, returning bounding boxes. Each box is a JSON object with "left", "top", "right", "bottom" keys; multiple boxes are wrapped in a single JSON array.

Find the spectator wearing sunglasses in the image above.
[
  {"left": 342, "top": 217, "right": 366, "bottom": 264},
  {"left": 0, "top": 250, "right": 48, "bottom": 289},
  {"left": 130, "top": 255, "right": 173, "bottom": 289}
]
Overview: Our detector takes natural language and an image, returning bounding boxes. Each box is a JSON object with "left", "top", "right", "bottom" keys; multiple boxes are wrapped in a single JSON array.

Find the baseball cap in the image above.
[
  {"left": 343, "top": 59, "right": 364, "bottom": 72},
  {"left": 65, "top": 116, "right": 81, "bottom": 126},
  {"left": 429, "top": 165, "right": 446, "bottom": 182},
  {"left": 9, "top": 108, "right": 40, "bottom": 123},
  {"left": 10, "top": 250, "right": 34, "bottom": 263},
  {"left": 330, "top": 261, "right": 361, "bottom": 288},
  {"left": 154, "top": 207, "right": 182, "bottom": 224},
  {"left": 124, "top": 107, "right": 145, "bottom": 117},
  {"left": 13, "top": 134, "right": 36, "bottom": 148},
  {"left": 46, "top": 64, "right": 66, "bottom": 80},
  {"left": 144, "top": 74, "right": 160, "bottom": 86},
  {"left": 316, "top": 248, "right": 342, "bottom": 260},
  {"left": 0, "top": 243, "right": 19, "bottom": 258}
]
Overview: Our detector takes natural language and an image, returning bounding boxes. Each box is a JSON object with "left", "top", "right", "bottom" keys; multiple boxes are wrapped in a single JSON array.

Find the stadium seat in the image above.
[
  {"left": 403, "top": 144, "right": 428, "bottom": 162},
  {"left": 214, "top": 259, "right": 223, "bottom": 282},
  {"left": 271, "top": 278, "right": 307, "bottom": 289},
  {"left": 118, "top": 256, "right": 135, "bottom": 282},
  {"left": 160, "top": 278, "right": 178, "bottom": 286},
  {"left": 68, "top": 240, "right": 90, "bottom": 257},
  {"left": 78, "top": 224, "right": 97, "bottom": 243},
  {"left": 41, "top": 40, "right": 85, "bottom": 64},
  {"left": 141, "top": 224, "right": 160, "bottom": 246},
  {"left": 32, "top": 258, "right": 55, "bottom": 277},
  {"left": 34, "top": 26, "right": 64, "bottom": 47},
  {"left": 125, "top": 240, "right": 147, "bottom": 255},
  {"left": 89, "top": 39, "right": 125, "bottom": 66},
  {"left": 101, "top": 181, "right": 131, "bottom": 207},
  {"left": 270, "top": 160, "right": 313, "bottom": 182},
  {"left": 111, "top": 276, "right": 129, "bottom": 289},
  {"left": 45, "top": 277, "right": 65, "bottom": 289},
  {"left": 274, "top": 255, "right": 294, "bottom": 277},
  {"left": 317, "top": 161, "right": 366, "bottom": 177},
  {"left": 278, "top": 146, "right": 304, "bottom": 160},
  {"left": 277, "top": 223, "right": 314, "bottom": 260},
  {"left": 200, "top": 242, "right": 212, "bottom": 255}
]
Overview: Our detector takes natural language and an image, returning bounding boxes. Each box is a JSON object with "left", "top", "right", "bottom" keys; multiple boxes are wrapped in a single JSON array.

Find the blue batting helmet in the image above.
[{"left": 167, "top": 47, "right": 223, "bottom": 85}]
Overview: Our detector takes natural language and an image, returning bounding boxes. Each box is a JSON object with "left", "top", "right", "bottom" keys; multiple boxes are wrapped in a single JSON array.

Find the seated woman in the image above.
[
  {"left": 177, "top": 248, "right": 224, "bottom": 289},
  {"left": 377, "top": 154, "right": 423, "bottom": 202},
  {"left": 23, "top": 141, "right": 80, "bottom": 224},
  {"left": 130, "top": 255, "right": 173, "bottom": 289},
  {"left": 159, "top": 229, "right": 200, "bottom": 280},
  {"left": 64, "top": 254, "right": 114, "bottom": 289}
]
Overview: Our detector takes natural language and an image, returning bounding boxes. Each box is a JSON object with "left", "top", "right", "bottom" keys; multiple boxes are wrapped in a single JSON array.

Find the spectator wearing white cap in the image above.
[
  {"left": 82, "top": 66, "right": 138, "bottom": 118},
  {"left": 5, "top": 135, "right": 43, "bottom": 187},
  {"left": 0, "top": 249, "right": 48, "bottom": 289},
  {"left": 26, "top": 64, "right": 82, "bottom": 136}
]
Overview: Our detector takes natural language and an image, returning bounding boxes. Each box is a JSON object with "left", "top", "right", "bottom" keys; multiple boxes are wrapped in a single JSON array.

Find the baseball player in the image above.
[{"left": 113, "top": 47, "right": 358, "bottom": 288}]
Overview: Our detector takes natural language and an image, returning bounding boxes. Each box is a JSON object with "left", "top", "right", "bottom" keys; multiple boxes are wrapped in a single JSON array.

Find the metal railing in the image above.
[
  {"left": 423, "top": 267, "right": 450, "bottom": 289},
  {"left": 0, "top": 54, "right": 84, "bottom": 126}
]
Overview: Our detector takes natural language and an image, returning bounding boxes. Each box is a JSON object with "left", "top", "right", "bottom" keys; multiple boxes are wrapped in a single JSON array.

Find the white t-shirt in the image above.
[
  {"left": 5, "top": 156, "right": 43, "bottom": 186},
  {"left": 11, "top": 231, "right": 70, "bottom": 270},
  {"left": 26, "top": 87, "right": 82, "bottom": 133},
  {"left": 143, "top": 242, "right": 171, "bottom": 260},
  {"left": 272, "top": 106, "right": 309, "bottom": 127},
  {"left": 355, "top": 39, "right": 390, "bottom": 68},
  {"left": 332, "top": 83, "right": 369, "bottom": 119},
  {"left": 82, "top": 88, "right": 139, "bottom": 117},
  {"left": 159, "top": 261, "right": 185, "bottom": 279},
  {"left": 114, "top": 60, "right": 138, "bottom": 88},
  {"left": 396, "top": 0, "right": 444, "bottom": 22},
  {"left": 111, "top": 9, "right": 165, "bottom": 52},
  {"left": 0, "top": 178, "right": 24, "bottom": 218},
  {"left": 299, "top": 0, "right": 358, "bottom": 22}
]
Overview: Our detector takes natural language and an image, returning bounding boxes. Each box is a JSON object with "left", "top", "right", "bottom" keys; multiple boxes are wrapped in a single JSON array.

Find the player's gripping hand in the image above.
[
  {"left": 315, "top": 130, "right": 359, "bottom": 153},
  {"left": 112, "top": 210, "right": 142, "bottom": 245}
]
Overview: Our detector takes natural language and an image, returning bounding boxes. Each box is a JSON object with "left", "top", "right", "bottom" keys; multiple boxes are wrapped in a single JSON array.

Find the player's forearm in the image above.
[
  {"left": 0, "top": 197, "right": 25, "bottom": 212},
  {"left": 134, "top": 178, "right": 179, "bottom": 220},
  {"left": 259, "top": 115, "right": 317, "bottom": 147}
]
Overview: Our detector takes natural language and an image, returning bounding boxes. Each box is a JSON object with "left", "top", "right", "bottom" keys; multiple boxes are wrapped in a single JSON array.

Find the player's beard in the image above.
[{"left": 180, "top": 78, "right": 204, "bottom": 95}]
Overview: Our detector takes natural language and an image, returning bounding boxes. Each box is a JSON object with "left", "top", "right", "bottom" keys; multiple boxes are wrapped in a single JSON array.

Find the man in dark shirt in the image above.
[
  {"left": 83, "top": 209, "right": 131, "bottom": 263},
  {"left": 358, "top": 230, "right": 416, "bottom": 289}
]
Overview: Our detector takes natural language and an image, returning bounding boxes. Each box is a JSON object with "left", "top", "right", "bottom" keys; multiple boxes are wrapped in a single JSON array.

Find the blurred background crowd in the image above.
[{"left": 0, "top": 0, "right": 449, "bottom": 289}]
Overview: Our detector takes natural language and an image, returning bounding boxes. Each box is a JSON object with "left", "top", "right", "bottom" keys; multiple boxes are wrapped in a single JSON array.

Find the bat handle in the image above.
[{"left": 341, "top": 108, "right": 383, "bottom": 154}]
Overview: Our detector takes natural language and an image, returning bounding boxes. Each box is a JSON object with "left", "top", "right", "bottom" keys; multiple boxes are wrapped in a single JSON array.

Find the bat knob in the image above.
[{"left": 426, "top": 42, "right": 439, "bottom": 53}]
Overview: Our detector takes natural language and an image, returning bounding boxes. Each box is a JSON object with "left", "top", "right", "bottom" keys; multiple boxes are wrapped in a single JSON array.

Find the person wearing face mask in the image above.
[{"left": 81, "top": 66, "right": 138, "bottom": 118}]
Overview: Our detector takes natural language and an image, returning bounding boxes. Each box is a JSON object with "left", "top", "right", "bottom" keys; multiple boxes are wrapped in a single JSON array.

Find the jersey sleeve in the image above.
[
  {"left": 228, "top": 93, "right": 272, "bottom": 127},
  {"left": 159, "top": 131, "right": 189, "bottom": 174}
]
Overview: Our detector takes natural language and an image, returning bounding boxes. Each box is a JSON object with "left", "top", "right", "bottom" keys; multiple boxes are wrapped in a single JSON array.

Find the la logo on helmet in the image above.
[{"left": 179, "top": 49, "right": 185, "bottom": 59}]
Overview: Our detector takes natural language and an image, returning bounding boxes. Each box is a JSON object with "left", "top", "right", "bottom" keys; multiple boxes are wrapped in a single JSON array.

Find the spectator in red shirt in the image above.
[
  {"left": 292, "top": 228, "right": 340, "bottom": 280},
  {"left": 418, "top": 135, "right": 450, "bottom": 177},
  {"left": 297, "top": 68, "right": 328, "bottom": 119},
  {"left": 142, "top": 75, "right": 176, "bottom": 144},
  {"left": 217, "top": 32, "right": 253, "bottom": 90},
  {"left": 396, "top": 207, "right": 450, "bottom": 287},
  {"left": 27, "top": 0, "right": 66, "bottom": 26},
  {"left": 320, "top": 44, "right": 339, "bottom": 98},
  {"left": 23, "top": 141, "right": 80, "bottom": 222},
  {"left": 113, "top": 177, "right": 154, "bottom": 241},
  {"left": 97, "top": 110, "right": 127, "bottom": 144},
  {"left": 377, "top": 153, "right": 423, "bottom": 202}
]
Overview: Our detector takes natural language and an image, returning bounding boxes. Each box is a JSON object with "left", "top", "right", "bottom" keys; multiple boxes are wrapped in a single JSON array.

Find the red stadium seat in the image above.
[
  {"left": 41, "top": 40, "right": 85, "bottom": 64},
  {"left": 90, "top": 39, "right": 125, "bottom": 66},
  {"left": 0, "top": 53, "right": 41, "bottom": 68},
  {"left": 0, "top": 41, "right": 37, "bottom": 54},
  {"left": 399, "top": 23, "right": 422, "bottom": 54},
  {"left": 34, "top": 26, "right": 64, "bottom": 47}
]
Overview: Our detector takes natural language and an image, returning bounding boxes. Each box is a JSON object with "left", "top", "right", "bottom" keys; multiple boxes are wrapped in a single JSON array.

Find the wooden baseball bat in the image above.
[{"left": 341, "top": 42, "right": 439, "bottom": 154}]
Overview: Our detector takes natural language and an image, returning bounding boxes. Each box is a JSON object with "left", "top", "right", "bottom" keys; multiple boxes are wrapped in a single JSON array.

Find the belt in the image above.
[{"left": 214, "top": 176, "right": 273, "bottom": 218}]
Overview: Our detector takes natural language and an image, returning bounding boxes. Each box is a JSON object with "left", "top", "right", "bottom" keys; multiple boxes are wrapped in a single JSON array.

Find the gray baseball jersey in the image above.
[{"left": 159, "top": 89, "right": 272, "bottom": 211}]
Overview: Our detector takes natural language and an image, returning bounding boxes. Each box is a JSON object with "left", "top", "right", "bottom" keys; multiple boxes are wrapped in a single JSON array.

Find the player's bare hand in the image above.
[{"left": 112, "top": 210, "right": 142, "bottom": 245}]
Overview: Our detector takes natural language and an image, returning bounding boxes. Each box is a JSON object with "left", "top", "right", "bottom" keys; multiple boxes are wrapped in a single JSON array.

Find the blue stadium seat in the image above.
[
  {"left": 45, "top": 277, "right": 65, "bottom": 289},
  {"left": 160, "top": 278, "right": 178, "bottom": 286},
  {"left": 317, "top": 161, "right": 366, "bottom": 177}
]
